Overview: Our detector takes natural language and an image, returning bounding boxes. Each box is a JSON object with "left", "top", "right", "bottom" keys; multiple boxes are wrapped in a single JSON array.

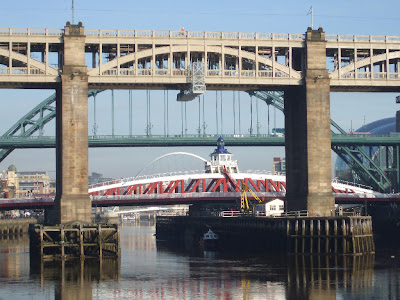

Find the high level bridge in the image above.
[
  {"left": 1, "top": 22, "right": 400, "bottom": 224},
  {"left": 2, "top": 26, "right": 400, "bottom": 91}
]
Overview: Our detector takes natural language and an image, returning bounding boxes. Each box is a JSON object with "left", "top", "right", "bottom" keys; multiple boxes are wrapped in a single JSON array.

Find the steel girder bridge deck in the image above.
[{"left": 0, "top": 134, "right": 398, "bottom": 148}]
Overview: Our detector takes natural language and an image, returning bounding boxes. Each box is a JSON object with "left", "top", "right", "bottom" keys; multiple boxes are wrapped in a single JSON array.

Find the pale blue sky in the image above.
[{"left": 0, "top": 1, "right": 399, "bottom": 178}]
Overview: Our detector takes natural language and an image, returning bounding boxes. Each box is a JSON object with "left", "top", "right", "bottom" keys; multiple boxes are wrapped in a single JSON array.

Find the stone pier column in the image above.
[
  {"left": 285, "top": 27, "right": 335, "bottom": 217},
  {"left": 54, "top": 22, "right": 91, "bottom": 224}
]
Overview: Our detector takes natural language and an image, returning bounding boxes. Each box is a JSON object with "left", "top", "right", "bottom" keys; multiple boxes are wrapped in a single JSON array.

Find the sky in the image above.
[{"left": 0, "top": 0, "right": 400, "bottom": 179}]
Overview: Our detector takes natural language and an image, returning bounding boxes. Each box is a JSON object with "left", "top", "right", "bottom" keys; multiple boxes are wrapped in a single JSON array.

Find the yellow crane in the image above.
[
  {"left": 220, "top": 168, "right": 265, "bottom": 214},
  {"left": 240, "top": 182, "right": 264, "bottom": 213}
]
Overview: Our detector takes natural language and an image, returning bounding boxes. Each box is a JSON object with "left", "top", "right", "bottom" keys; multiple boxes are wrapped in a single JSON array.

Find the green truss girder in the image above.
[
  {"left": 250, "top": 90, "right": 392, "bottom": 192},
  {"left": 0, "top": 135, "right": 398, "bottom": 148},
  {"left": 0, "top": 90, "right": 102, "bottom": 163}
]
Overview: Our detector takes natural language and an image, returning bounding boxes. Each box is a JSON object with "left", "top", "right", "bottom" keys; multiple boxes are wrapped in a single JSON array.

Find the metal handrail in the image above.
[
  {"left": 2, "top": 28, "right": 400, "bottom": 44},
  {"left": 281, "top": 210, "right": 309, "bottom": 217},
  {"left": 332, "top": 178, "right": 373, "bottom": 190}
]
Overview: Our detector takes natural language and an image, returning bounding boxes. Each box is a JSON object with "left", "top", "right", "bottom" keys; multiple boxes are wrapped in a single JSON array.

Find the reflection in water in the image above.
[
  {"left": 1, "top": 222, "right": 400, "bottom": 299},
  {"left": 30, "top": 258, "right": 120, "bottom": 300},
  {"left": 287, "top": 254, "right": 374, "bottom": 300},
  {"left": 0, "top": 235, "right": 29, "bottom": 279}
]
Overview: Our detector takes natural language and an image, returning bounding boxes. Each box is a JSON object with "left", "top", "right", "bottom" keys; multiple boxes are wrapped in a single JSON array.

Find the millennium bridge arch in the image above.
[{"left": 134, "top": 152, "right": 208, "bottom": 178}]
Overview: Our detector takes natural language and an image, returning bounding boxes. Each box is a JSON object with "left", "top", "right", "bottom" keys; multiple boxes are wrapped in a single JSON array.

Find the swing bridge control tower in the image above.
[{"left": 2, "top": 22, "right": 396, "bottom": 256}]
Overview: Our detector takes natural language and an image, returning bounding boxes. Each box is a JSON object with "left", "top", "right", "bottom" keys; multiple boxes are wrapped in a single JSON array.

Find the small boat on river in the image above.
[{"left": 201, "top": 229, "right": 219, "bottom": 251}]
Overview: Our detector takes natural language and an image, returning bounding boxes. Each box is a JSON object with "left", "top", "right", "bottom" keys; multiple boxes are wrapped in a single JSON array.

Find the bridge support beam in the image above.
[
  {"left": 51, "top": 22, "right": 91, "bottom": 224},
  {"left": 284, "top": 27, "right": 335, "bottom": 217}
]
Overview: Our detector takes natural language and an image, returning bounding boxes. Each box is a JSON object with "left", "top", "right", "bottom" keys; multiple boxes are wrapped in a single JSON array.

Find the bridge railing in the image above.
[
  {"left": 0, "top": 197, "right": 54, "bottom": 205},
  {"left": 220, "top": 210, "right": 285, "bottom": 218},
  {"left": 88, "top": 169, "right": 207, "bottom": 189},
  {"left": 92, "top": 191, "right": 284, "bottom": 202},
  {"left": 326, "top": 34, "right": 400, "bottom": 43},
  {"left": 3, "top": 28, "right": 400, "bottom": 44},
  {"left": 332, "top": 179, "right": 373, "bottom": 190},
  {"left": 337, "top": 193, "right": 400, "bottom": 199},
  {"left": 281, "top": 210, "right": 309, "bottom": 217},
  {"left": 0, "top": 28, "right": 63, "bottom": 36},
  {"left": 338, "top": 71, "right": 399, "bottom": 79},
  {"left": 83, "top": 29, "right": 305, "bottom": 41}
]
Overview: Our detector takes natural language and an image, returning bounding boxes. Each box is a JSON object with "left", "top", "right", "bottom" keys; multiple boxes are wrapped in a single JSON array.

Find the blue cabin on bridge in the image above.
[{"left": 205, "top": 137, "right": 239, "bottom": 174}]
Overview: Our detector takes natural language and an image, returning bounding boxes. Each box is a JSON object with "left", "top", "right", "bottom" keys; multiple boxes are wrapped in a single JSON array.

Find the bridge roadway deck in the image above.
[
  {"left": 0, "top": 134, "right": 399, "bottom": 148},
  {"left": 0, "top": 195, "right": 399, "bottom": 210}
]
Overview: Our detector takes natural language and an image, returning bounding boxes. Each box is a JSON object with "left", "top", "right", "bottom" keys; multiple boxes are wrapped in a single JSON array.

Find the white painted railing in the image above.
[
  {"left": 207, "top": 70, "right": 220, "bottom": 76},
  {"left": 241, "top": 70, "right": 255, "bottom": 77},
  {"left": 30, "top": 67, "right": 45, "bottom": 75},
  {"left": 326, "top": 34, "right": 400, "bottom": 43},
  {"left": 136, "top": 69, "right": 152, "bottom": 76},
  {"left": 224, "top": 70, "right": 239, "bottom": 77},
  {"left": 2, "top": 28, "right": 400, "bottom": 44},
  {"left": 172, "top": 69, "right": 186, "bottom": 76},
  {"left": 102, "top": 69, "right": 117, "bottom": 76},
  {"left": 339, "top": 71, "right": 400, "bottom": 80},
  {"left": 119, "top": 69, "right": 135, "bottom": 76},
  {"left": 258, "top": 70, "right": 273, "bottom": 77},
  {"left": 12, "top": 67, "right": 27, "bottom": 74},
  {"left": 0, "top": 28, "right": 304, "bottom": 41},
  {"left": 154, "top": 69, "right": 169, "bottom": 76},
  {"left": 0, "top": 28, "right": 63, "bottom": 36}
]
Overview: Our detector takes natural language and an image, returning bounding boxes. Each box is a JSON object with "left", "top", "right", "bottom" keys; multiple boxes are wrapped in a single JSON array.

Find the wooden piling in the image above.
[
  {"left": 286, "top": 216, "right": 374, "bottom": 255},
  {"left": 28, "top": 223, "right": 119, "bottom": 261}
]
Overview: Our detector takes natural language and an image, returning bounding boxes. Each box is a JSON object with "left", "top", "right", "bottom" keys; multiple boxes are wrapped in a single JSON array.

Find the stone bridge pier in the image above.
[
  {"left": 34, "top": 23, "right": 121, "bottom": 260},
  {"left": 47, "top": 22, "right": 91, "bottom": 225},
  {"left": 284, "top": 27, "right": 335, "bottom": 216}
]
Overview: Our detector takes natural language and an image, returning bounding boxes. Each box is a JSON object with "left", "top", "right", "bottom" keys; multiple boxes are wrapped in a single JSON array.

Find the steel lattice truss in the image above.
[
  {"left": 0, "top": 90, "right": 101, "bottom": 163},
  {"left": 250, "top": 91, "right": 392, "bottom": 192}
]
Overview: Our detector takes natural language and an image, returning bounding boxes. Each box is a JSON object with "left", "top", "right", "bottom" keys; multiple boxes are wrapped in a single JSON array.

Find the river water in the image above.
[{"left": 0, "top": 220, "right": 399, "bottom": 299}]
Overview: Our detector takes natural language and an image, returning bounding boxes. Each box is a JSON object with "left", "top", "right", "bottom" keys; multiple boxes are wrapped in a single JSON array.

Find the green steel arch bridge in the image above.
[{"left": 0, "top": 90, "right": 398, "bottom": 193}]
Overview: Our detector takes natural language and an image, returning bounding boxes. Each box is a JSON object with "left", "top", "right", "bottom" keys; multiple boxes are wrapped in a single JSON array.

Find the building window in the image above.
[
  {"left": 270, "top": 205, "right": 276, "bottom": 211},
  {"left": 279, "top": 205, "right": 284, "bottom": 211}
]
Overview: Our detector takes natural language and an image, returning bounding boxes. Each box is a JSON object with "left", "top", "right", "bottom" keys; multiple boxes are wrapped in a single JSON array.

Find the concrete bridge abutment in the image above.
[{"left": 284, "top": 27, "right": 335, "bottom": 217}]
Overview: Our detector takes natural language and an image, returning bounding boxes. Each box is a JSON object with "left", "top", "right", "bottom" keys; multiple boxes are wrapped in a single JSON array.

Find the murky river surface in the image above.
[{"left": 0, "top": 221, "right": 399, "bottom": 299}]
